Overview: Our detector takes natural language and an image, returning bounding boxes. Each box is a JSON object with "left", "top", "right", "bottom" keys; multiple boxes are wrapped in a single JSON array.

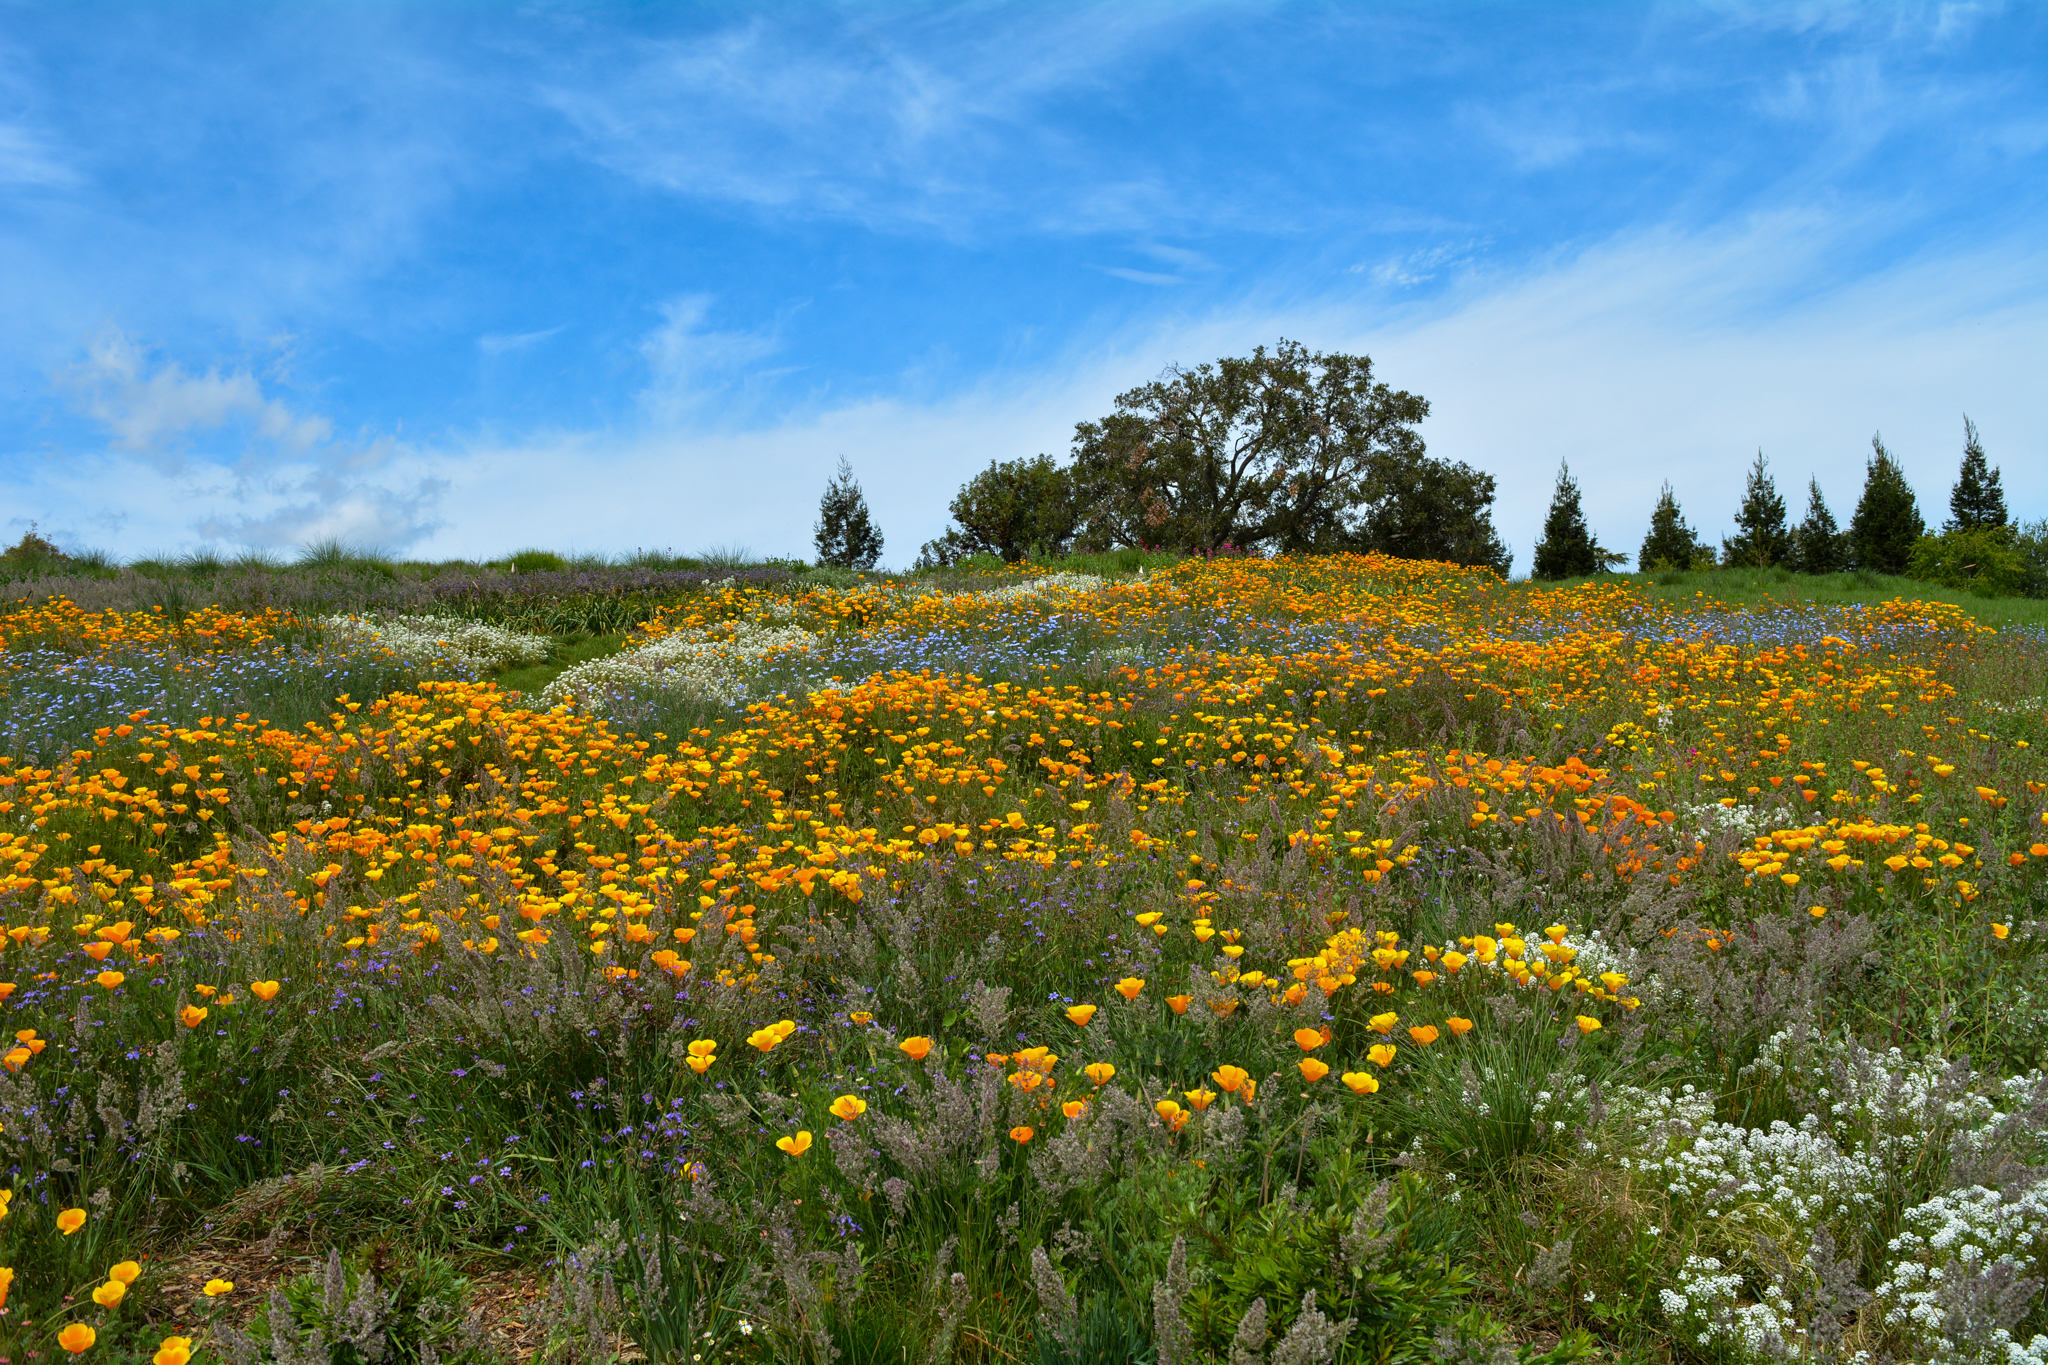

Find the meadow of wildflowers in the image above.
[{"left": 0, "top": 553, "right": 2043, "bottom": 1364}]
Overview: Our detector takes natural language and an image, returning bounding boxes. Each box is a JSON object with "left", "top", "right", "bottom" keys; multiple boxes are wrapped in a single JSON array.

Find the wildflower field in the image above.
[{"left": 1, "top": 553, "right": 2045, "bottom": 1364}]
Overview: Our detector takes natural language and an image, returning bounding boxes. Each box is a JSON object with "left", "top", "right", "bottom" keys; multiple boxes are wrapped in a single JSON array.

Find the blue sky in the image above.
[{"left": 2, "top": 2, "right": 2044, "bottom": 572}]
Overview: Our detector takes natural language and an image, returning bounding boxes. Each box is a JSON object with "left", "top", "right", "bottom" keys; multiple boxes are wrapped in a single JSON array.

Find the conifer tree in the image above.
[
  {"left": 1946, "top": 416, "right": 2009, "bottom": 534},
  {"left": 1721, "top": 449, "right": 1792, "bottom": 568},
  {"left": 1532, "top": 461, "right": 1600, "bottom": 580},
  {"left": 814, "top": 456, "right": 885, "bottom": 570},
  {"left": 1638, "top": 483, "right": 1703, "bottom": 571},
  {"left": 1790, "top": 478, "right": 1844, "bottom": 574},
  {"left": 1847, "top": 434, "right": 1923, "bottom": 574}
]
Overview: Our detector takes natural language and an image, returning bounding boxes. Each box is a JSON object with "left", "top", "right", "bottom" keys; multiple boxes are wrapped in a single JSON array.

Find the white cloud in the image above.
[
  {"left": 1357, "top": 217, "right": 2048, "bottom": 568},
  {"left": 64, "top": 330, "right": 331, "bottom": 463},
  {"left": 32, "top": 332, "right": 448, "bottom": 552}
]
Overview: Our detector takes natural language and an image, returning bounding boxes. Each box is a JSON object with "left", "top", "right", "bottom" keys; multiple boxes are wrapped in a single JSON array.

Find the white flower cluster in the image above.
[
  {"left": 320, "top": 614, "right": 550, "bottom": 674},
  {"left": 1659, "top": 1255, "right": 1799, "bottom": 1358},
  {"left": 971, "top": 572, "right": 1110, "bottom": 604},
  {"left": 1876, "top": 1184, "right": 2048, "bottom": 1365},
  {"left": 1977, "top": 697, "right": 2045, "bottom": 719},
  {"left": 1676, "top": 800, "right": 1774, "bottom": 839},
  {"left": 1609, "top": 1041, "right": 2048, "bottom": 1363},
  {"left": 1605, "top": 1081, "right": 1715, "bottom": 1140},
  {"left": 1746, "top": 1033, "right": 2021, "bottom": 1172},
  {"left": 1631, "top": 1113, "right": 1877, "bottom": 1225},
  {"left": 540, "top": 617, "right": 817, "bottom": 713}
]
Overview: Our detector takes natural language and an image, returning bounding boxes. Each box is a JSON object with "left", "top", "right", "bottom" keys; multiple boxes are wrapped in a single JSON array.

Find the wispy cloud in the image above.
[
  {"left": 1355, "top": 241, "right": 1485, "bottom": 288},
  {"left": 1097, "top": 266, "right": 1185, "bottom": 286},
  {"left": 0, "top": 121, "right": 76, "bottom": 189},
  {"left": 63, "top": 331, "right": 331, "bottom": 465},
  {"left": 636, "top": 296, "right": 784, "bottom": 423},
  {"left": 536, "top": 7, "right": 1220, "bottom": 234},
  {"left": 43, "top": 331, "right": 448, "bottom": 551},
  {"left": 478, "top": 326, "right": 564, "bottom": 356}
]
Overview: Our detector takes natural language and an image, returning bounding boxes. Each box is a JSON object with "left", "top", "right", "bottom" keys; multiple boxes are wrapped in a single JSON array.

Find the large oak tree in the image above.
[{"left": 1067, "top": 341, "right": 1504, "bottom": 568}]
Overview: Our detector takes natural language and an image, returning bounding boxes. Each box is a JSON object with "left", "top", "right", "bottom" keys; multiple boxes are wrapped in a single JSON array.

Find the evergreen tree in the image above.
[
  {"left": 813, "top": 456, "right": 884, "bottom": 570},
  {"left": 1847, "top": 433, "right": 1924, "bottom": 574},
  {"left": 1790, "top": 478, "right": 1844, "bottom": 574},
  {"left": 1946, "top": 416, "right": 2009, "bottom": 534},
  {"left": 1638, "top": 483, "right": 1703, "bottom": 571},
  {"left": 1532, "top": 461, "right": 1600, "bottom": 580},
  {"left": 1720, "top": 449, "right": 1792, "bottom": 568}
]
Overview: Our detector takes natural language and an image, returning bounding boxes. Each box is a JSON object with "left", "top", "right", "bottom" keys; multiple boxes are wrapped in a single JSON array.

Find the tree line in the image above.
[
  {"left": 1531, "top": 418, "right": 2044, "bottom": 595},
  {"left": 810, "top": 341, "right": 2036, "bottom": 598}
]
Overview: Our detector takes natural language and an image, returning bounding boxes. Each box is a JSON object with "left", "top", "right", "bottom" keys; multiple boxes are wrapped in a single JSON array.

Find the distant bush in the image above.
[
  {"left": 1906, "top": 528, "right": 2031, "bottom": 598},
  {"left": 0, "top": 525, "right": 71, "bottom": 577},
  {"left": 509, "top": 548, "right": 569, "bottom": 573}
]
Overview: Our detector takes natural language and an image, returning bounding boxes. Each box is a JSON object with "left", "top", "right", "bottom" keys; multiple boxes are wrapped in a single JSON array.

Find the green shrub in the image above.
[
  {"left": 509, "top": 548, "right": 569, "bottom": 573},
  {"left": 1905, "top": 528, "right": 2030, "bottom": 597}
]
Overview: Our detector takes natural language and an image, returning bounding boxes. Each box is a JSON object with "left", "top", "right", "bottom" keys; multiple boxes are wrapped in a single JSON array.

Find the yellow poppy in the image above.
[
  {"left": 178, "top": 1005, "right": 207, "bottom": 1029},
  {"left": 1084, "top": 1062, "right": 1116, "bottom": 1086},
  {"left": 1575, "top": 1016, "right": 1603, "bottom": 1034},
  {"left": 1114, "top": 977, "right": 1144, "bottom": 1000},
  {"left": 1065, "top": 1004, "right": 1097, "bottom": 1026},
  {"left": 1367, "top": 1044, "right": 1397, "bottom": 1068},
  {"left": 748, "top": 1020, "right": 797, "bottom": 1052},
  {"left": 92, "top": 1279, "right": 126, "bottom": 1308},
  {"left": 899, "top": 1036, "right": 933, "bottom": 1061},
  {"left": 1340, "top": 1072, "right": 1379, "bottom": 1095},
  {"left": 1446, "top": 1017, "right": 1475, "bottom": 1037},
  {"left": 776, "top": 1131, "right": 813, "bottom": 1157},
  {"left": 1009, "top": 1125, "right": 1034, "bottom": 1144},
  {"left": 828, "top": 1095, "right": 867, "bottom": 1122},
  {"left": 1292, "top": 1027, "right": 1324, "bottom": 1052},
  {"left": 1407, "top": 1025, "right": 1440, "bottom": 1046},
  {"left": 95, "top": 971, "right": 125, "bottom": 991},
  {"left": 57, "top": 1207, "right": 87, "bottom": 1235},
  {"left": 1211, "top": 1064, "right": 1249, "bottom": 1093},
  {"left": 1298, "top": 1058, "right": 1330, "bottom": 1083},
  {"left": 57, "top": 1324, "right": 95, "bottom": 1355},
  {"left": 1165, "top": 994, "right": 1192, "bottom": 1014},
  {"left": 250, "top": 981, "right": 280, "bottom": 1001},
  {"left": 109, "top": 1261, "right": 142, "bottom": 1285}
]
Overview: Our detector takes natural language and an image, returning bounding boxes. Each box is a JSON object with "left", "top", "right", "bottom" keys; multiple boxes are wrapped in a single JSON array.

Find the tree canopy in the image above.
[
  {"left": 1533, "top": 461, "right": 1608, "bottom": 580},
  {"left": 916, "top": 455, "right": 1079, "bottom": 566},
  {"left": 1946, "top": 416, "right": 2009, "bottom": 535},
  {"left": 1790, "top": 477, "right": 1845, "bottom": 574},
  {"left": 1064, "top": 341, "right": 1505, "bottom": 567},
  {"left": 1638, "top": 483, "right": 1705, "bottom": 571},
  {"left": 1721, "top": 450, "right": 1792, "bottom": 569},
  {"left": 1848, "top": 434, "right": 1924, "bottom": 575},
  {"left": 814, "top": 457, "right": 884, "bottom": 571}
]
